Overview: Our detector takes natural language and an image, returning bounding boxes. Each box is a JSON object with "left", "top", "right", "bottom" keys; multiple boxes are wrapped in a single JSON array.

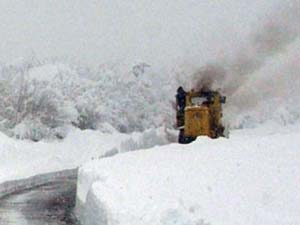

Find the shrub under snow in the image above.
[{"left": 0, "top": 59, "right": 174, "bottom": 140}]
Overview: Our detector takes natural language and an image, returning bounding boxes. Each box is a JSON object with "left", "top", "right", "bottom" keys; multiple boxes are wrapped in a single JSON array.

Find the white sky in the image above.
[{"left": 0, "top": 0, "right": 280, "bottom": 66}]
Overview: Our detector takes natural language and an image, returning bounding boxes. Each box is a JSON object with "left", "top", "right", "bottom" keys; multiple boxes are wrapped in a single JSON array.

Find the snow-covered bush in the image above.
[
  {"left": 0, "top": 59, "right": 174, "bottom": 140},
  {"left": 73, "top": 62, "right": 174, "bottom": 133}
]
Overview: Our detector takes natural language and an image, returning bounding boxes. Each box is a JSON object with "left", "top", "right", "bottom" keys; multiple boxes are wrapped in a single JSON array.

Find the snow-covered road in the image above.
[{"left": 0, "top": 173, "right": 79, "bottom": 225}]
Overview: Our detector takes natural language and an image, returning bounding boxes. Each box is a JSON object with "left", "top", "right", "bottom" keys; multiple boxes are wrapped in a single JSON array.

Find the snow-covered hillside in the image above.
[{"left": 76, "top": 122, "right": 300, "bottom": 225}]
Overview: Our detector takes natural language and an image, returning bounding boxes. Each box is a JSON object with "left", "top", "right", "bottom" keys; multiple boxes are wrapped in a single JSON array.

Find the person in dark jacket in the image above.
[
  {"left": 176, "top": 86, "right": 186, "bottom": 128},
  {"left": 176, "top": 86, "right": 186, "bottom": 113}
]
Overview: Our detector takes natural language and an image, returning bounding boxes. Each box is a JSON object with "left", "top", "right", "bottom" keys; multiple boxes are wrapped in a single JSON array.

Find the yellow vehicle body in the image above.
[
  {"left": 184, "top": 106, "right": 210, "bottom": 137},
  {"left": 177, "top": 89, "right": 226, "bottom": 143}
]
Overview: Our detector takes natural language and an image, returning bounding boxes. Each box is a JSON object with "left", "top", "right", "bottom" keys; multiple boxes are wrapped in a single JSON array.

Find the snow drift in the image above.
[
  {"left": 0, "top": 126, "right": 171, "bottom": 184},
  {"left": 76, "top": 123, "right": 300, "bottom": 225}
]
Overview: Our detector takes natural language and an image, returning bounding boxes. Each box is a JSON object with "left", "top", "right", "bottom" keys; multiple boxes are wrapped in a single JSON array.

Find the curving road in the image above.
[{"left": 0, "top": 175, "right": 80, "bottom": 225}]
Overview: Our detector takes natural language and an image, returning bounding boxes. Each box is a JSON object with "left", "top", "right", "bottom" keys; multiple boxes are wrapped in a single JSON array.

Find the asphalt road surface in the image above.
[{"left": 0, "top": 175, "right": 80, "bottom": 225}]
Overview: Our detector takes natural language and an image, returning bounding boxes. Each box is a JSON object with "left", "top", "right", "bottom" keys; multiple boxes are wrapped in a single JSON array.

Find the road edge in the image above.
[{"left": 0, "top": 168, "right": 78, "bottom": 199}]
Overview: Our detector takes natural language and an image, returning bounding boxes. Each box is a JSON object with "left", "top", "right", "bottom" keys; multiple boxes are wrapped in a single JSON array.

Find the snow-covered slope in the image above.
[{"left": 76, "top": 123, "right": 300, "bottom": 225}]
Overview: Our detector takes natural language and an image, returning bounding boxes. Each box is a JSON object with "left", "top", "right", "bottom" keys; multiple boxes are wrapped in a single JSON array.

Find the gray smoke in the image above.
[{"left": 193, "top": 0, "right": 300, "bottom": 96}]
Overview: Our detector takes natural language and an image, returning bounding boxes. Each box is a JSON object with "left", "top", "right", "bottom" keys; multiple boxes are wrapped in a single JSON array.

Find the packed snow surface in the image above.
[{"left": 77, "top": 122, "right": 300, "bottom": 225}]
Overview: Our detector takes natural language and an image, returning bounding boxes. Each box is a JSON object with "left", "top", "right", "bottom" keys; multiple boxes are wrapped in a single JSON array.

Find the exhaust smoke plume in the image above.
[
  {"left": 194, "top": 0, "right": 300, "bottom": 94},
  {"left": 191, "top": 0, "right": 300, "bottom": 126}
]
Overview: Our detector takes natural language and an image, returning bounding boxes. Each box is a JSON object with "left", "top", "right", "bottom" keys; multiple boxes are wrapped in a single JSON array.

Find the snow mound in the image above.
[
  {"left": 119, "top": 127, "right": 175, "bottom": 153},
  {"left": 0, "top": 126, "right": 172, "bottom": 184},
  {"left": 0, "top": 128, "right": 128, "bottom": 184},
  {"left": 76, "top": 125, "right": 300, "bottom": 225}
]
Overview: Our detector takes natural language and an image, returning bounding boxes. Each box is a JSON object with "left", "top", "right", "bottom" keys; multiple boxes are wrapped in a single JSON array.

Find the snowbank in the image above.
[
  {"left": 76, "top": 124, "right": 300, "bottom": 225},
  {"left": 0, "top": 127, "right": 172, "bottom": 185},
  {"left": 0, "top": 129, "right": 124, "bottom": 184}
]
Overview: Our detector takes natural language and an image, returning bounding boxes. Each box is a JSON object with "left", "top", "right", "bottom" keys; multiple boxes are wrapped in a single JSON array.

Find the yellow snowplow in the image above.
[{"left": 176, "top": 87, "right": 226, "bottom": 144}]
